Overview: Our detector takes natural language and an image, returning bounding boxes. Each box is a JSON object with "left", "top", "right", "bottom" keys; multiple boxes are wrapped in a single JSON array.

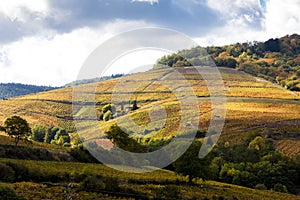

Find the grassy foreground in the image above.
[{"left": 0, "top": 158, "right": 299, "bottom": 200}]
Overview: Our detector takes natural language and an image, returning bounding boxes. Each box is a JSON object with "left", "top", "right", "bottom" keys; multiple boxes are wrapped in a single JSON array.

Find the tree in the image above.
[
  {"left": 102, "top": 104, "right": 116, "bottom": 115},
  {"left": 174, "top": 140, "right": 212, "bottom": 184},
  {"left": 0, "top": 116, "right": 31, "bottom": 146},
  {"left": 130, "top": 100, "right": 139, "bottom": 111},
  {"left": 105, "top": 124, "right": 146, "bottom": 153},
  {"left": 103, "top": 110, "right": 112, "bottom": 121},
  {"left": 31, "top": 125, "right": 47, "bottom": 142},
  {"left": 51, "top": 127, "right": 70, "bottom": 146}
]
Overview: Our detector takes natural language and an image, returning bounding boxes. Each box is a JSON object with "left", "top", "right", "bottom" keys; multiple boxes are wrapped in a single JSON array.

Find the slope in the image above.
[{"left": 0, "top": 66, "right": 299, "bottom": 156}]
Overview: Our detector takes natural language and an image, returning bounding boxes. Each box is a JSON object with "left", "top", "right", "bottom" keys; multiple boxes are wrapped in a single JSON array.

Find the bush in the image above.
[
  {"left": 80, "top": 175, "right": 105, "bottom": 191},
  {"left": 254, "top": 184, "right": 267, "bottom": 190},
  {"left": 6, "top": 162, "right": 29, "bottom": 181},
  {"left": 103, "top": 176, "right": 120, "bottom": 191},
  {"left": 273, "top": 183, "right": 288, "bottom": 193},
  {"left": 0, "top": 184, "right": 24, "bottom": 200},
  {"left": 154, "top": 185, "right": 180, "bottom": 199},
  {"left": 80, "top": 175, "right": 120, "bottom": 192},
  {"left": 0, "top": 162, "right": 15, "bottom": 182},
  {"left": 69, "top": 148, "right": 98, "bottom": 163}
]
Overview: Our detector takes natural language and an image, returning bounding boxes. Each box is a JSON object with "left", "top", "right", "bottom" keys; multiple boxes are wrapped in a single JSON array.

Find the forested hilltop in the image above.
[
  {"left": 156, "top": 34, "right": 300, "bottom": 91},
  {"left": 0, "top": 83, "right": 57, "bottom": 99}
]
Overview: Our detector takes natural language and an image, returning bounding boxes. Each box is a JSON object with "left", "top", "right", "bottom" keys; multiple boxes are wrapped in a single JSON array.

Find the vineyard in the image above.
[
  {"left": 0, "top": 67, "right": 300, "bottom": 156},
  {"left": 0, "top": 66, "right": 300, "bottom": 199}
]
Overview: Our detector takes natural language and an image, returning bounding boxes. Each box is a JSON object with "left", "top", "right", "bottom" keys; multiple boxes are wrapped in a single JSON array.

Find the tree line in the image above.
[
  {"left": 0, "top": 83, "right": 56, "bottom": 99},
  {"left": 99, "top": 124, "right": 300, "bottom": 194},
  {"left": 155, "top": 34, "right": 300, "bottom": 91}
]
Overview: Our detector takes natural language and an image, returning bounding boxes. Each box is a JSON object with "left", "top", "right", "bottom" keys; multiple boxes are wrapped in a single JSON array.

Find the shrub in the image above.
[
  {"left": 80, "top": 175, "right": 120, "bottom": 192},
  {"left": 80, "top": 175, "right": 105, "bottom": 191},
  {"left": 0, "top": 162, "right": 15, "bottom": 182},
  {"left": 154, "top": 185, "right": 180, "bottom": 199},
  {"left": 254, "top": 184, "right": 267, "bottom": 190},
  {"left": 0, "top": 184, "right": 24, "bottom": 200},
  {"left": 103, "top": 176, "right": 120, "bottom": 191},
  {"left": 273, "top": 183, "right": 288, "bottom": 193},
  {"left": 5, "top": 162, "right": 29, "bottom": 181}
]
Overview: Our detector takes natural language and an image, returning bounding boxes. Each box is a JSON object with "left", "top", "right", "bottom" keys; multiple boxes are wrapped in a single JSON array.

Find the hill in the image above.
[
  {"left": 64, "top": 74, "right": 123, "bottom": 87},
  {"left": 156, "top": 34, "right": 300, "bottom": 91},
  {"left": 0, "top": 67, "right": 299, "bottom": 156},
  {"left": 0, "top": 66, "right": 300, "bottom": 199},
  {"left": 0, "top": 83, "right": 57, "bottom": 99}
]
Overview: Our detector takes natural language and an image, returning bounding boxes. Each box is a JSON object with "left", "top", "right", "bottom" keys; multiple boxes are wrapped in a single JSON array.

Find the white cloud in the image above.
[
  {"left": 195, "top": 0, "right": 300, "bottom": 46},
  {"left": 206, "top": 0, "right": 263, "bottom": 27},
  {"left": 1, "top": 1, "right": 300, "bottom": 86},
  {"left": 206, "top": 0, "right": 262, "bottom": 16},
  {"left": 264, "top": 0, "right": 300, "bottom": 37},
  {"left": 131, "top": 0, "right": 159, "bottom": 5},
  {"left": 0, "top": 0, "right": 49, "bottom": 22},
  {"left": 0, "top": 20, "right": 154, "bottom": 86}
]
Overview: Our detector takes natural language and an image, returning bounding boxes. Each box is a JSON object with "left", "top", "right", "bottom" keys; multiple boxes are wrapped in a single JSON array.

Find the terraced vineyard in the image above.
[
  {"left": 1, "top": 66, "right": 300, "bottom": 199},
  {"left": 1, "top": 67, "right": 300, "bottom": 156}
]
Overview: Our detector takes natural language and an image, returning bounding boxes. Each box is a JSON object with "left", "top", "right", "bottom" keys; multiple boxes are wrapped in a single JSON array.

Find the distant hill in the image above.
[
  {"left": 64, "top": 74, "right": 124, "bottom": 87},
  {"left": 0, "top": 83, "right": 57, "bottom": 99},
  {"left": 156, "top": 34, "right": 300, "bottom": 91}
]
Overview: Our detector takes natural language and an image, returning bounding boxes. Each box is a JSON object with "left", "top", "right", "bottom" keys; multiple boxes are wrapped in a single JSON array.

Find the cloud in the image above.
[
  {"left": 0, "top": 0, "right": 49, "bottom": 44},
  {"left": 1, "top": 0, "right": 300, "bottom": 86},
  {"left": 206, "top": 0, "right": 264, "bottom": 28},
  {"left": 0, "top": 20, "right": 153, "bottom": 86},
  {"left": 192, "top": 0, "right": 265, "bottom": 46},
  {"left": 264, "top": 0, "right": 300, "bottom": 37},
  {"left": 131, "top": 0, "right": 159, "bottom": 5},
  {"left": 0, "top": 0, "right": 222, "bottom": 44},
  {"left": 195, "top": 0, "right": 300, "bottom": 46}
]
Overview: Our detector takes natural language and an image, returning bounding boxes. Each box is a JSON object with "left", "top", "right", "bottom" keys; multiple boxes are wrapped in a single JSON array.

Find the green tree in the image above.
[
  {"left": 71, "top": 132, "right": 83, "bottom": 149},
  {"left": 52, "top": 128, "right": 70, "bottom": 146},
  {"left": 274, "top": 183, "right": 288, "bottom": 193},
  {"left": 103, "top": 110, "right": 112, "bottom": 121},
  {"left": 31, "top": 125, "right": 47, "bottom": 142},
  {"left": 44, "top": 126, "right": 60, "bottom": 143},
  {"left": 174, "top": 140, "right": 212, "bottom": 184},
  {"left": 0, "top": 116, "right": 31, "bottom": 146},
  {"left": 105, "top": 124, "right": 146, "bottom": 153},
  {"left": 54, "top": 128, "right": 68, "bottom": 140},
  {"left": 102, "top": 104, "right": 116, "bottom": 115}
]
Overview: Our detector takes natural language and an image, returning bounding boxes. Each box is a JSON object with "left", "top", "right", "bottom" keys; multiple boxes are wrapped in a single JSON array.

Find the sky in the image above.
[{"left": 0, "top": 0, "right": 300, "bottom": 86}]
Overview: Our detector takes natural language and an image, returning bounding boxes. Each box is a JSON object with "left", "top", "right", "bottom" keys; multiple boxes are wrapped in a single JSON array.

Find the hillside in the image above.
[
  {"left": 1, "top": 66, "right": 300, "bottom": 199},
  {"left": 0, "top": 83, "right": 57, "bottom": 99},
  {"left": 0, "top": 67, "right": 299, "bottom": 156},
  {"left": 156, "top": 34, "right": 300, "bottom": 91}
]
